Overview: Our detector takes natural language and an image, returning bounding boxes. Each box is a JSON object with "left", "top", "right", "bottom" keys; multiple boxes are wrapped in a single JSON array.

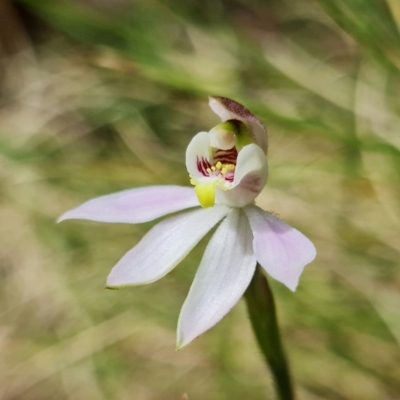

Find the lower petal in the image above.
[
  {"left": 177, "top": 209, "right": 256, "bottom": 349},
  {"left": 107, "top": 205, "right": 229, "bottom": 288},
  {"left": 244, "top": 205, "right": 316, "bottom": 291},
  {"left": 58, "top": 185, "right": 199, "bottom": 224}
]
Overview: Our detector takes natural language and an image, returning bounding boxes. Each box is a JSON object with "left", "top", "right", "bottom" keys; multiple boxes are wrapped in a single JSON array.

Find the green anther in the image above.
[
  {"left": 228, "top": 119, "right": 254, "bottom": 149},
  {"left": 210, "top": 120, "right": 254, "bottom": 150}
]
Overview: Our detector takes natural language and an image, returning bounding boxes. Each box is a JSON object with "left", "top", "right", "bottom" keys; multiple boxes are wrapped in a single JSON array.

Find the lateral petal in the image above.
[
  {"left": 107, "top": 205, "right": 229, "bottom": 288},
  {"left": 244, "top": 205, "right": 316, "bottom": 291},
  {"left": 177, "top": 209, "right": 256, "bottom": 348},
  {"left": 216, "top": 144, "right": 268, "bottom": 208},
  {"left": 185, "top": 131, "right": 211, "bottom": 179},
  {"left": 57, "top": 186, "right": 199, "bottom": 224}
]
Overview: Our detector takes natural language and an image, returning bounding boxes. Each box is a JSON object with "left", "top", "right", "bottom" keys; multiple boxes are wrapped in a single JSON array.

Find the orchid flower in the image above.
[{"left": 58, "top": 97, "right": 316, "bottom": 349}]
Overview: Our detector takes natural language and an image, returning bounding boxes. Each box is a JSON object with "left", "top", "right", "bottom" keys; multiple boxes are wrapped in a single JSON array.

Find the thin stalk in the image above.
[{"left": 244, "top": 265, "right": 295, "bottom": 400}]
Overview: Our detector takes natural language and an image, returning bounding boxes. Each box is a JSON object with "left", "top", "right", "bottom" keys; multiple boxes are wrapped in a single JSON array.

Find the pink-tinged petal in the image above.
[
  {"left": 107, "top": 205, "right": 229, "bottom": 288},
  {"left": 208, "top": 96, "right": 268, "bottom": 154},
  {"left": 216, "top": 144, "right": 268, "bottom": 207},
  {"left": 177, "top": 209, "right": 256, "bottom": 349},
  {"left": 244, "top": 205, "right": 316, "bottom": 291},
  {"left": 233, "top": 144, "right": 268, "bottom": 188},
  {"left": 58, "top": 186, "right": 199, "bottom": 224},
  {"left": 185, "top": 131, "right": 211, "bottom": 179}
]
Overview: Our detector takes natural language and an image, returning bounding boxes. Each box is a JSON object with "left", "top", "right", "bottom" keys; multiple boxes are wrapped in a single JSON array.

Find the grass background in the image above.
[{"left": 1, "top": 0, "right": 400, "bottom": 398}]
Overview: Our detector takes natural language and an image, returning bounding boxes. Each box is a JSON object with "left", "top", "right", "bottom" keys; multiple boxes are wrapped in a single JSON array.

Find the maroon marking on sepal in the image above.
[{"left": 210, "top": 96, "right": 265, "bottom": 128}]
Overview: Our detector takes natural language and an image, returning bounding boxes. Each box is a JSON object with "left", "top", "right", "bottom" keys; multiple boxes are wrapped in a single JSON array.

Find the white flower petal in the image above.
[
  {"left": 208, "top": 96, "right": 268, "bottom": 153},
  {"left": 177, "top": 209, "right": 256, "bottom": 348},
  {"left": 185, "top": 131, "right": 210, "bottom": 178},
  {"left": 233, "top": 144, "right": 268, "bottom": 188},
  {"left": 58, "top": 186, "right": 199, "bottom": 224},
  {"left": 216, "top": 144, "right": 268, "bottom": 207},
  {"left": 107, "top": 205, "right": 229, "bottom": 288},
  {"left": 244, "top": 205, "right": 316, "bottom": 291}
]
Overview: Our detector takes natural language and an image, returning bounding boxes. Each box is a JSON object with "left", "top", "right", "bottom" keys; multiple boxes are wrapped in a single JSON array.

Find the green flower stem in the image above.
[{"left": 244, "top": 265, "right": 295, "bottom": 400}]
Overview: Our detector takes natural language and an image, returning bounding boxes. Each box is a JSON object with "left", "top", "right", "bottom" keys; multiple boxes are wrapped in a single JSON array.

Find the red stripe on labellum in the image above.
[
  {"left": 197, "top": 157, "right": 211, "bottom": 176},
  {"left": 213, "top": 147, "right": 238, "bottom": 164}
]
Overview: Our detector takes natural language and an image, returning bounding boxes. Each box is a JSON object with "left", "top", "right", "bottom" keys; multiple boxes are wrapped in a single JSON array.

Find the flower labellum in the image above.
[{"left": 58, "top": 96, "right": 316, "bottom": 349}]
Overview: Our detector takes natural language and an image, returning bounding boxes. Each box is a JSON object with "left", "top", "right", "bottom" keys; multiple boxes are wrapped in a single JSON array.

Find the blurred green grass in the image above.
[{"left": 1, "top": 0, "right": 400, "bottom": 398}]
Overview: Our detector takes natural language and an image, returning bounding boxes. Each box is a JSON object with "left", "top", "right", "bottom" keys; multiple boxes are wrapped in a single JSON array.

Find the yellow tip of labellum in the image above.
[{"left": 194, "top": 182, "right": 216, "bottom": 208}]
